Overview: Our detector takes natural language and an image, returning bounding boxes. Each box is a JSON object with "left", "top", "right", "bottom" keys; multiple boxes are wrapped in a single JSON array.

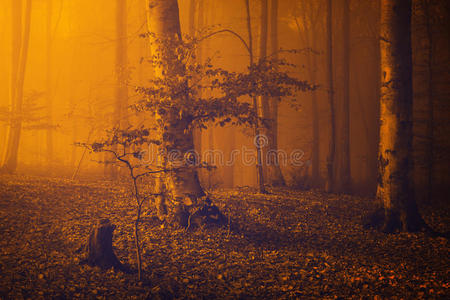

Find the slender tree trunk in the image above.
[
  {"left": 310, "top": 39, "right": 320, "bottom": 187},
  {"left": 263, "top": 0, "right": 285, "bottom": 186},
  {"left": 1, "top": 0, "right": 32, "bottom": 174},
  {"left": 108, "top": 0, "right": 129, "bottom": 179},
  {"left": 378, "top": 0, "right": 424, "bottom": 232},
  {"left": 189, "top": 0, "right": 203, "bottom": 179},
  {"left": 424, "top": 0, "right": 434, "bottom": 204},
  {"left": 339, "top": 0, "right": 351, "bottom": 193},
  {"left": 259, "top": 0, "right": 269, "bottom": 177},
  {"left": 293, "top": 1, "right": 322, "bottom": 188},
  {"left": 146, "top": 0, "right": 205, "bottom": 223},
  {"left": 245, "top": 0, "right": 266, "bottom": 193},
  {"left": 325, "top": 0, "right": 336, "bottom": 192},
  {"left": 46, "top": 0, "right": 54, "bottom": 172}
]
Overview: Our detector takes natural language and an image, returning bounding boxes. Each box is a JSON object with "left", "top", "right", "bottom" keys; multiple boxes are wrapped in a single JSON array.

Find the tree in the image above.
[
  {"left": 245, "top": 0, "right": 267, "bottom": 193},
  {"left": 141, "top": 0, "right": 312, "bottom": 224},
  {"left": 325, "top": 0, "right": 336, "bottom": 192},
  {"left": 377, "top": 0, "right": 425, "bottom": 232},
  {"left": 1, "top": 0, "right": 32, "bottom": 174},
  {"left": 261, "top": 0, "right": 285, "bottom": 186},
  {"left": 144, "top": 0, "right": 205, "bottom": 222},
  {"left": 46, "top": 0, "right": 54, "bottom": 171},
  {"left": 339, "top": 0, "right": 351, "bottom": 193},
  {"left": 292, "top": 0, "right": 323, "bottom": 188},
  {"left": 107, "top": 0, "right": 130, "bottom": 179}
]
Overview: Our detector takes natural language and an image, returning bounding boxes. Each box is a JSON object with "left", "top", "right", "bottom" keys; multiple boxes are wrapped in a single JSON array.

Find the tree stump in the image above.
[{"left": 83, "top": 219, "right": 124, "bottom": 270}]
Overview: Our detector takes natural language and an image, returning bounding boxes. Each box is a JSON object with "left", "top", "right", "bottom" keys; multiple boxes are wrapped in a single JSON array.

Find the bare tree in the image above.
[{"left": 1, "top": 0, "right": 32, "bottom": 174}]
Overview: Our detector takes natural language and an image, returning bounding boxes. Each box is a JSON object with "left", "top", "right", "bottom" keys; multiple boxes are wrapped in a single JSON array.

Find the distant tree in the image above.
[
  {"left": 244, "top": 0, "right": 267, "bottom": 193},
  {"left": 292, "top": 0, "right": 323, "bottom": 188},
  {"left": 261, "top": 0, "right": 286, "bottom": 187},
  {"left": 46, "top": 0, "right": 54, "bottom": 171},
  {"left": 325, "top": 0, "right": 336, "bottom": 193},
  {"left": 1, "top": 0, "right": 32, "bottom": 174},
  {"left": 106, "top": 0, "right": 130, "bottom": 179},
  {"left": 339, "top": 0, "right": 351, "bottom": 193}
]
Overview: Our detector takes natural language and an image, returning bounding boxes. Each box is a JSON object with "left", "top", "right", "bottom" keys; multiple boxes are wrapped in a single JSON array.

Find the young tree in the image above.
[
  {"left": 1, "top": 0, "right": 32, "bottom": 174},
  {"left": 377, "top": 0, "right": 425, "bottom": 232}
]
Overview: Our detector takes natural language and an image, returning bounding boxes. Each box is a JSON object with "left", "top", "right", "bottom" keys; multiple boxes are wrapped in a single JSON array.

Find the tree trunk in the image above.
[
  {"left": 1, "top": 0, "right": 32, "bottom": 174},
  {"left": 109, "top": 0, "right": 129, "bottom": 179},
  {"left": 46, "top": 0, "right": 54, "bottom": 173},
  {"left": 264, "top": 0, "right": 285, "bottom": 186},
  {"left": 377, "top": 0, "right": 424, "bottom": 232},
  {"left": 83, "top": 219, "right": 124, "bottom": 270},
  {"left": 293, "top": 1, "right": 322, "bottom": 188},
  {"left": 325, "top": 0, "right": 336, "bottom": 193},
  {"left": 146, "top": 0, "right": 205, "bottom": 224},
  {"left": 339, "top": 0, "right": 351, "bottom": 193},
  {"left": 424, "top": 0, "right": 434, "bottom": 204},
  {"left": 189, "top": 0, "right": 203, "bottom": 185},
  {"left": 245, "top": 0, "right": 266, "bottom": 193}
]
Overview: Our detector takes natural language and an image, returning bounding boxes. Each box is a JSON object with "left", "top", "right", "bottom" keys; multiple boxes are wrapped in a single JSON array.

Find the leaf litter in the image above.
[{"left": 0, "top": 174, "right": 448, "bottom": 299}]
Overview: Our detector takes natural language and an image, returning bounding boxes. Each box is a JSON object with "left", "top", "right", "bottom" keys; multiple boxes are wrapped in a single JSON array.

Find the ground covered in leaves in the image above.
[{"left": 0, "top": 174, "right": 448, "bottom": 299}]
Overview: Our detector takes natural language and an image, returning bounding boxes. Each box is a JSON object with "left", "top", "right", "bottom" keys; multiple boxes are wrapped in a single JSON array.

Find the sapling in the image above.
[{"left": 78, "top": 126, "right": 166, "bottom": 281}]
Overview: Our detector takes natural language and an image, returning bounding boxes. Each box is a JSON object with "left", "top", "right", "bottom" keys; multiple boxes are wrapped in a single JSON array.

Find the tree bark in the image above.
[
  {"left": 1, "top": 0, "right": 32, "bottom": 174},
  {"left": 377, "top": 0, "right": 424, "bottom": 232},
  {"left": 146, "top": 0, "right": 205, "bottom": 224}
]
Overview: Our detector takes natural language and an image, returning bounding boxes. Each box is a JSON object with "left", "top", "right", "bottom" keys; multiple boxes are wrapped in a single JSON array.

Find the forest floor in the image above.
[{"left": 0, "top": 174, "right": 448, "bottom": 299}]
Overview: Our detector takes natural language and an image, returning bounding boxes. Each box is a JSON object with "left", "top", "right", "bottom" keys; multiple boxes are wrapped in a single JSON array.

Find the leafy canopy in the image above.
[{"left": 134, "top": 33, "right": 314, "bottom": 130}]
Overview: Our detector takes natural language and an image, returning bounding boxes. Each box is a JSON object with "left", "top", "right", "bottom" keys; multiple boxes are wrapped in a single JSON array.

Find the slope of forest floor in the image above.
[{"left": 0, "top": 174, "right": 448, "bottom": 299}]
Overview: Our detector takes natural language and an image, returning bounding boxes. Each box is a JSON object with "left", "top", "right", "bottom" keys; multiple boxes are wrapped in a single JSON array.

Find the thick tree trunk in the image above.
[
  {"left": 1, "top": 0, "right": 31, "bottom": 174},
  {"left": 83, "top": 219, "right": 124, "bottom": 270},
  {"left": 325, "top": 0, "right": 336, "bottom": 193},
  {"left": 146, "top": 0, "right": 205, "bottom": 224},
  {"left": 377, "top": 0, "right": 424, "bottom": 232}
]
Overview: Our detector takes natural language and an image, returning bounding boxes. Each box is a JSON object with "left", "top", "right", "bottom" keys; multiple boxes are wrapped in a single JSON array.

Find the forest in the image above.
[{"left": 0, "top": 0, "right": 449, "bottom": 298}]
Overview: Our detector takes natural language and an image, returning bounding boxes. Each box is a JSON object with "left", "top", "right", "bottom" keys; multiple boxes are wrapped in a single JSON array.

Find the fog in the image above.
[{"left": 1, "top": 0, "right": 448, "bottom": 200}]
